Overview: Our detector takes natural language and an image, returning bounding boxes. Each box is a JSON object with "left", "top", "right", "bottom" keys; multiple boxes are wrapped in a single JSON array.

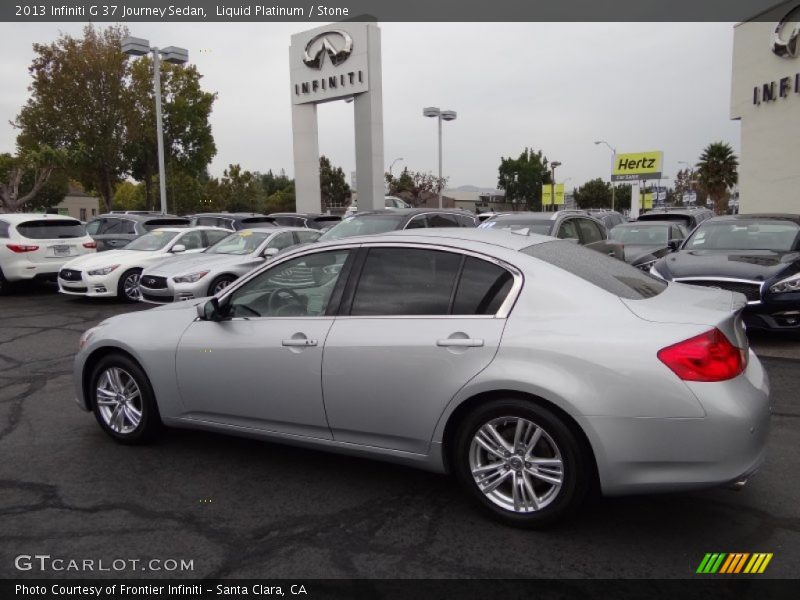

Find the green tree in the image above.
[
  {"left": 15, "top": 25, "right": 131, "bottom": 212},
  {"left": 696, "top": 142, "right": 738, "bottom": 215},
  {"left": 112, "top": 181, "right": 146, "bottom": 211},
  {"left": 0, "top": 147, "right": 68, "bottom": 212},
  {"left": 497, "top": 148, "right": 551, "bottom": 209},
  {"left": 386, "top": 167, "right": 414, "bottom": 196},
  {"left": 613, "top": 184, "right": 632, "bottom": 212},
  {"left": 319, "top": 155, "right": 350, "bottom": 211},
  {"left": 573, "top": 178, "right": 612, "bottom": 209}
]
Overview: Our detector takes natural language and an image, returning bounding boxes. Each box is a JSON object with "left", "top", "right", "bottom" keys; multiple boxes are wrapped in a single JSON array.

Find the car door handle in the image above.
[
  {"left": 281, "top": 338, "right": 318, "bottom": 347},
  {"left": 436, "top": 338, "right": 484, "bottom": 348}
]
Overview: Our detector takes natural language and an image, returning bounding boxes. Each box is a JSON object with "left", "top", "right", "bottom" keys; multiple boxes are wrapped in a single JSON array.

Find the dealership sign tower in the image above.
[
  {"left": 290, "top": 22, "right": 384, "bottom": 213},
  {"left": 610, "top": 150, "right": 663, "bottom": 218}
]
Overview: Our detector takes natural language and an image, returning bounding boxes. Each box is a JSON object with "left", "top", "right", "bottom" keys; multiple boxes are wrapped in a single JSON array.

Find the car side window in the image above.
[
  {"left": 85, "top": 219, "right": 102, "bottom": 235},
  {"left": 350, "top": 248, "right": 462, "bottom": 316},
  {"left": 178, "top": 231, "right": 204, "bottom": 250},
  {"left": 557, "top": 219, "right": 580, "bottom": 240},
  {"left": 577, "top": 218, "right": 604, "bottom": 244},
  {"left": 671, "top": 226, "right": 685, "bottom": 240},
  {"left": 267, "top": 232, "right": 296, "bottom": 250},
  {"left": 0, "top": 220, "right": 9, "bottom": 238},
  {"left": 295, "top": 230, "right": 321, "bottom": 244},
  {"left": 452, "top": 258, "right": 514, "bottom": 315},
  {"left": 120, "top": 220, "right": 137, "bottom": 234},
  {"left": 204, "top": 230, "right": 230, "bottom": 246},
  {"left": 457, "top": 214, "right": 477, "bottom": 227},
  {"left": 100, "top": 219, "right": 123, "bottom": 234},
  {"left": 227, "top": 250, "right": 350, "bottom": 318},
  {"left": 404, "top": 215, "right": 428, "bottom": 229},
  {"left": 427, "top": 213, "right": 460, "bottom": 228}
]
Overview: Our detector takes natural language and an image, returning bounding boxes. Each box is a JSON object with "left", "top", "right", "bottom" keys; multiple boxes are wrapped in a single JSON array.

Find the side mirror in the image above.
[
  {"left": 667, "top": 239, "right": 681, "bottom": 251},
  {"left": 263, "top": 247, "right": 279, "bottom": 258},
  {"left": 172, "top": 244, "right": 186, "bottom": 253},
  {"left": 197, "top": 297, "right": 222, "bottom": 321}
]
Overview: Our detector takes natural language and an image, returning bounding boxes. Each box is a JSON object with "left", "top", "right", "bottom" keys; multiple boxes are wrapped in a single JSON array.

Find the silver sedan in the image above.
[
  {"left": 74, "top": 229, "right": 770, "bottom": 527},
  {"left": 138, "top": 227, "right": 320, "bottom": 303}
]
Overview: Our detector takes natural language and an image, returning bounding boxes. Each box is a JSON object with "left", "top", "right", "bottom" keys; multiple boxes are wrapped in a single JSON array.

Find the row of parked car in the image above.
[{"left": 2, "top": 206, "right": 799, "bottom": 333}]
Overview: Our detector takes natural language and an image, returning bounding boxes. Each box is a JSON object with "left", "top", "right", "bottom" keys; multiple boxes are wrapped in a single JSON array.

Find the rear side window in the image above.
[
  {"left": 521, "top": 240, "right": 666, "bottom": 300},
  {"left": 351, "top": 248, "right": 462, "bottom": 315},
  {"left": 205, "top": 230, "right": 230, "bottom": 246},
  {"left": 577, "top": 218, "right": 604, "bottom": 243},
  {"left": 16, "top": 220, "right": 86, "bottom": 239},
  {"left": 457, "top": 214, "right": 478, "bottom": 227},
  {"left": 272, "top": 216, "right": 303, "bottom": 227},
  {"left": 427, "top": 213, "right": 460, "bottom": 228},
  {"left": 0, "top": 221, "right": 9, "bottom": 238},
  {"left": 194, "top": 217, "right": 227, "bottom": 228},
  {"left": 85, "top": 219, "right": 102, "bottom": 235},
  {"left": 453, "top": 258, "right": 514, "bottom": 315},
  {"left": 241, "top": 217, "right": 276, "bottom": 228}
]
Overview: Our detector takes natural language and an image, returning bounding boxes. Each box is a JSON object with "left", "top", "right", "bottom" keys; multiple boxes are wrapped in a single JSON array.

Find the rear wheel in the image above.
[
  {"left": 208, "top": 274, "right": 236, "bottom": 296},
  {"left": 90, "top": 353, "right": 161, "bottom": 444},
  {"left": 117, "top": 269, "right": 142, "bottom": 302},
  {"left": 452, "top": 398, "right": 589, "bottom": 528}
]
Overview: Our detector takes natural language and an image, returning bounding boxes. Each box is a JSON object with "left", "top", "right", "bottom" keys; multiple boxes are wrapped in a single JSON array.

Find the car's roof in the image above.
[
  {"left": 268, "top": 212, "right": 338, "bottom": 218},
  {"left": 709, "top": 213, "right": 800, "bottom": 224},
  {"left": 490, "top": 211, "right": 588, "bottom": 221},
  {"left": 93, "top": 213, "right": 187, "bottom": 222},
  {"left": 353, "top": 208, "right": 469, "bottom": 217},
  {"left": 614, "top": 220, "right": 674, "bottom": 227},
  {"left": 152, "top": 226, "right": 227, "bottom": 233},
  {"left": 0, "top": 213, "right": 81, "bottom": 223}
]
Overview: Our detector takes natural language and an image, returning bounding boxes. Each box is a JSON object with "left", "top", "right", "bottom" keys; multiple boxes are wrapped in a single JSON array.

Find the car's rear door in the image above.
[{"left": 321, "top": 245, "right": 517, "bottom": 454}]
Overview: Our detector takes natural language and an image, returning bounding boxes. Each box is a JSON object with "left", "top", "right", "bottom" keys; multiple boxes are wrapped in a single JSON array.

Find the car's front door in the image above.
[
  {"left": 175, "top": 249, "right": 353, "bottom": 438},
  {"left": 321, "top": 246, "right": 516, "bottom": 454}
]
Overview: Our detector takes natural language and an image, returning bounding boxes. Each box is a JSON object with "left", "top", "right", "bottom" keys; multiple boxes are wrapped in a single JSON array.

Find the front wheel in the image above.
[
  {"left": 90, "top": 353, "right": 161, "bottom": 444},
  {"left": 452, "top": 398, "right": 590, "bottom": 528},
  {"left": 208, "top": 274, "right": 236, "bottom": 296},
  {"left": 117, "top": 269, "right": 142, "bottom": 302}
]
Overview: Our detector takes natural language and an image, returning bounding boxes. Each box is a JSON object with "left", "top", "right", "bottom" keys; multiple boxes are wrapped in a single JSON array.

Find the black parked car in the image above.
[
  {"left": 650, "top": 214, "right": 800, "bottom": 332},
  {"left": 188, "top": 213, "right": 277, "bottom": 231},
  {"left": 85, "top": 214, "right": 190, "bottom": 251},
  {"left": 318, "top": 209, "right": 478, "bottom": 241},
  {"left": 608, "top": 220, "right": 688, "bottom": 270},
  {"left": 480, "top": 211, "right": 624, "bottom": 260},
  {"left": 268, "top": 213, "right": 342, "bottom": 230},
  {"left": 637, "top": 207, "right": 714, "bottom": 232}
]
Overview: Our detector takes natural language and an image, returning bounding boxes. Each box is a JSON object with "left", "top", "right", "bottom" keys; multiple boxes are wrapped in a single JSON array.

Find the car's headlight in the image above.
[
  {"left": 770, "top": 273, "right": 800, "bottom": 294},
  {"left": 173, "top": 271, "right": 210, "bottom": 284},
  {"left": 649, "top": 264, "right": 666, "bottom": 280},
  {"left": 87, "top": 265, "right": 120, "bottom": 276},
  {"left": 78, "top": 327, "right": 97, "bottom": 350}
]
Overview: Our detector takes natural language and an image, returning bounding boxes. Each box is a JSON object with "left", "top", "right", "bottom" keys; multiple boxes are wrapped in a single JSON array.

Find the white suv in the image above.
[{"left": 0, "top": 213, "right": 96, "bottom": 294}]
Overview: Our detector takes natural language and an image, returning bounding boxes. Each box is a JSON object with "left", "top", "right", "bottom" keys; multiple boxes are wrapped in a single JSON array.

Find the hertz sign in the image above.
[{"left": 611, "top": 151, "right": 663, "bottom": 181}]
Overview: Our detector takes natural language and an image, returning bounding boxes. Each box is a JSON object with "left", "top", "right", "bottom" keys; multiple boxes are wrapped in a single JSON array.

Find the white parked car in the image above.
[
  {"left": 58, "top": 226, "right": 229, "bottom": 302},
  {"left": 344, "top": 196, "right": 411, "bottom": 217},
  {"left": 0, "top": 213, "right": 96, "bottom": 294}
]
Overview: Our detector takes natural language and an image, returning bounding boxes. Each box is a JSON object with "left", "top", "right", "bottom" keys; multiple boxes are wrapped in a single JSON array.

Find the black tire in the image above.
[
  {"left": 89, "top": 353, "right": 161, "bottom": 444},
  {"left": 207, "top": 274, "right": 237, "bottom": 297},
  {"left": 117, "top": 268, "right": 142, "bottom": 302},
  {"left": 452, "top": 398, "right": 589, "bottom": 528}
]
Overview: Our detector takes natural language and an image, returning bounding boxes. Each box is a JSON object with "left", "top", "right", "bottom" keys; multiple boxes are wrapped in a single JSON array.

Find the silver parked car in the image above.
[
  {"left": 74, "top": 229, "right": 770, "bottom": 527},
  {"left": 138, "top": 227, "right": 320, "bottom": 303}
]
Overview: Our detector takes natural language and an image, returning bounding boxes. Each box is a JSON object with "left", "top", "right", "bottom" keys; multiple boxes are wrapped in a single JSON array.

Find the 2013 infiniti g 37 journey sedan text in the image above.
[{"left": 74, "top": 229, "right": 770, "bottom": 527}]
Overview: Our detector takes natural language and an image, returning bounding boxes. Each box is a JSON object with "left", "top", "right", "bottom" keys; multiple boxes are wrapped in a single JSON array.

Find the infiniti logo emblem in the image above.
[
  {"left": 303, "top": 30, "right": 353, "bottom": 69},
  {"left": 771, "top": 6, "right": 800, "bottom": 58}
]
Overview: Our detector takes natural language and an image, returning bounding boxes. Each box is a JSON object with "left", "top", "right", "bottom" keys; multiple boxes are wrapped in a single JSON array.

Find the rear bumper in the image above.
[
  {"left": 581, "top": 353, "right": 771, "bottom": 495},
  {"left": 3, "top": 260, "right": 62, "bottom": 282}
]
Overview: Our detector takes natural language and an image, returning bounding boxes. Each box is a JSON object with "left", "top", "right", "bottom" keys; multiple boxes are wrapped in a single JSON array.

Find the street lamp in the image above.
[
  {"left": 594, "top": 140, "right": 617, "bottom": 211},
  {"left": 423, "top": 107, "right": 457, "bottom": 208},
  {"left": 549, "top": 161, "right": 561, "bottom": 212},
  {"left": 388, "top": 157, "right": 404, "bottom": 176},
  {"left": 122, "top": 36, "right": 189, "bottom": 215}
]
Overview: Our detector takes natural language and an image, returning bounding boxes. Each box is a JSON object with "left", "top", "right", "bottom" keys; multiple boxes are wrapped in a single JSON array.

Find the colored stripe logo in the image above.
[{"left": 696, "top": 553, "right": 773, "bottom": 574}]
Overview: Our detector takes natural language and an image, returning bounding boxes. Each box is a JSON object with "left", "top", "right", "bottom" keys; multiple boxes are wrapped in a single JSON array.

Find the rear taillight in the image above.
[
  {"left": 658, "top": 328, "right": 747, "bottom": 382},
  {"left": 6, "top": 244, "right": 39, "bottom": 253},
  {"left": 83, "top": 241, "right": 97, "bottom": 249}
]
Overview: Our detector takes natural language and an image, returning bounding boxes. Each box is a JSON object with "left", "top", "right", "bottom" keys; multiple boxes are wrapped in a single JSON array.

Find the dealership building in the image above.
[{"left": 731, "top": 1, "right": 800, "bottom": 213}]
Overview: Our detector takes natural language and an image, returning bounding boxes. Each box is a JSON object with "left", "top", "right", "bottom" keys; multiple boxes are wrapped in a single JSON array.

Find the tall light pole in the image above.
[
  {"left": 594, "top": 140, "right": 617, "bottom": 211},
  {"left": 122, "top": 37, "right": 189, "bottom": 215},
  {"left": 423, "top": 107, "right": 457, "bottom": 208},
  {"left": 388, "top": 157, "right": 404, "bottom": 177},
  {"left": 550, "top": 161, "right": 561, "bottom": 212}
]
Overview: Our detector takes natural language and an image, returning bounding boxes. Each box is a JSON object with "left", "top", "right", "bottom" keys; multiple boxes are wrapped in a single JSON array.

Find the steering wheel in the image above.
[{"left": 268, "top": 288, "right": 305, "bottom": 314}]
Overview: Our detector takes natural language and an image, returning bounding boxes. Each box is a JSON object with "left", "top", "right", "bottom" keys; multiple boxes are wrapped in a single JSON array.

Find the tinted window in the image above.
[
  {"left": 143, "top": 219, "right": 189, "bottom": 231},
  {"left": 177, "top": 230, "right": 204, "bottom": 250},
  {"left": 16, "top": 220, "right": 86, "bottom": 239},
  {"left": 85, "top": 219, "right": 102, "bottom": 235},
  {"left": 557, "top": 220, "right": 579, "bottom": 240},
  {"left": 671, "top": 225, "right": 686, "bottom": 240},
  {"left": 100, "top": 219, "right": 124, "bottom": 234},
  {"left": 351, "top": 248, "right": 462, "bottom": 315},
  {"left": 521, "top": 240, "right": 667, "bottom": 300},
  {"left": 318, "top": 214, "right": 405, "bottom": 241},
  {"left": 427, "top": 213, "right": 461, "bottom": 228},
  {"left": 228, "top": 250, "right": 350, "bottom": 317},
  {"left": 120, "top": 219, "right": 137, "bottom": 234},
  {"left": 205, "top": 230, "right": 230, "bottom": 246},
  {"left": 404, "top": 215, "right": 428, "bottom": 229},
  {"left": 684, "top": 220, "right": 800, "bottom": 251},
  {"left": 268, "top": 217, "right": 302, "bottom": 227},
  {"left": 194, "top": 217, "right": 228, "bottom": 228},
  {"left": 453, "top": 258, "right": 514, "bottom": 315},
  {"left": 457, "top": 214, "right": 478, "bottom": 227},
  {"left": 0, "top": 221, "right": 9, "bottom": 239},
  {"left": 577, "top": 219, "right": 604, "bottom": 244},
  {"left": 241, "top": 217, "right": 276, "bottom": 228}
]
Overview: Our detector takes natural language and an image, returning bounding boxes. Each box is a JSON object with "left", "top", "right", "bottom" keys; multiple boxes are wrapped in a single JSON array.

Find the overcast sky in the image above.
[{"left": 0, "top": 21, "right": 740, "bottom": 191}]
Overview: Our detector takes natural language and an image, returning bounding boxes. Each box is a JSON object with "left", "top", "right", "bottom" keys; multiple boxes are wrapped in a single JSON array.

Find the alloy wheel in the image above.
[
  {"left": 95, "top": 367, "right": 142, "bottom": 435},
  {"left": 123, "top": 273, "right": 141, "bottom": 301}
]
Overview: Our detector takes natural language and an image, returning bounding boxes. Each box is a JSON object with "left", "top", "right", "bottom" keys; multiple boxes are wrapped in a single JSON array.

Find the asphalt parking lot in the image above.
[{"left": 1, "top": 282, "right": 798, "bottom": 579}]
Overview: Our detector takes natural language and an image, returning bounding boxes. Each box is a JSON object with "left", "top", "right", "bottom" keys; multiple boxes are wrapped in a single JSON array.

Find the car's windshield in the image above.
[
  {"left": 609, "top": 225, "right": 668, "bottom": 245},
  {"left": 125, "top": 230, "right": 179, "bottom": 251},
  {"left": 480, "top": 219, "right": 552, "bottom": 236},
  {"left": 208, "top": 231, "right": 271, "bottom": 255},
  {"left": 318, "top": 214, "right": 405, "bottom": 241},
  {"left": 684, "top": 220, "right": 800, "bottom": 251}
]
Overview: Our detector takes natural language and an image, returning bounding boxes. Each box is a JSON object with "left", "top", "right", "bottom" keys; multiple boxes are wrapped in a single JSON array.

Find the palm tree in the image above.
[{"left": 695, "top": 142, "right": 738, "bottom": 215}]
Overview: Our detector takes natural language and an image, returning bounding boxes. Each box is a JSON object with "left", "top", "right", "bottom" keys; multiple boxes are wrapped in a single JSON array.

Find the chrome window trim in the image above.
[
  {"left": 213, "top": 240, "right": 523, "bottom": 321},
  {"left": 673, "top": 276, "right": 764, "bottom": 305},
  {"left": 400, "top": 211, "right": 474, "bottom": 229}
]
